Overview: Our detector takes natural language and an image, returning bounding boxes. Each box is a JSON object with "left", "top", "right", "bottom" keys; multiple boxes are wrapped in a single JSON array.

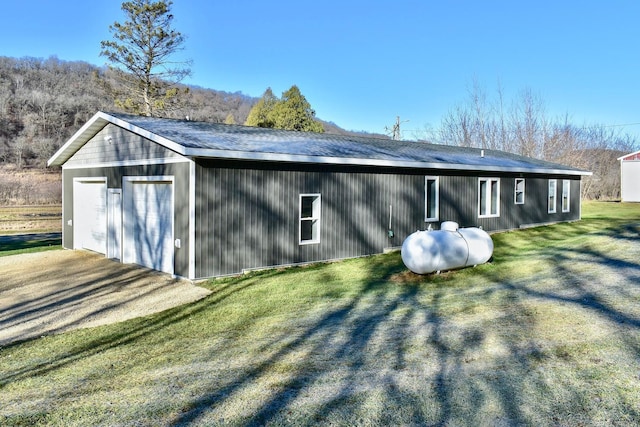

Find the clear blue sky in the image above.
[{"left": 3, "top": 0, "right": 640, "bottom": 138}]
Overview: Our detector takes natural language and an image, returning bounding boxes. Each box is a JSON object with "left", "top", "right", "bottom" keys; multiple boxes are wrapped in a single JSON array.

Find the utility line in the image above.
[
  {"left": 599, "top": 122, "right": 640, "bottom": 128},
  {"left": 401, "top": 122, "right": 640, "bottom": 135}
]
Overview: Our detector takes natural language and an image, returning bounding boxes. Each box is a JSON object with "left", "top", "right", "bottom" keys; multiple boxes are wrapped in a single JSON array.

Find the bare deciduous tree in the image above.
[{"left": 434, "top": 81, "right": 639, "bottom": 200}]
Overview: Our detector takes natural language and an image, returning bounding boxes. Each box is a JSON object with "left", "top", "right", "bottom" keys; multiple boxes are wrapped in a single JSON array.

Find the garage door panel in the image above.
[
  {"left": 124, "top": 179, "right": 174, "bottom": 274},
  {"left": 73, "top": 180, "right": 107, "bottom": 255}
]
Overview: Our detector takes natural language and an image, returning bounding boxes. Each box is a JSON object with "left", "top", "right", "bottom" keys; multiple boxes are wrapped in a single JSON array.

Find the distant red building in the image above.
[{"left": 618, "top": 150, "right": 640, "bottom": 202}]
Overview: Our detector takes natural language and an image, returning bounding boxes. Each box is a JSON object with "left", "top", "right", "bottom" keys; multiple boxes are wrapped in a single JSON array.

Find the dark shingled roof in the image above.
[{"left": 48, "top": 111, "right": 591, "bottom": 176}]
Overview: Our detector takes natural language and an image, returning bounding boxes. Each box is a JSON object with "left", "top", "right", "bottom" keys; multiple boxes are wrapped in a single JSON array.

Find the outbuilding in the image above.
[
  {"left": 48, "top": 111, "right": 591, "bottom": 279},
  {"left": 618, "top": 150, "right": 640, "bottom": 202}
]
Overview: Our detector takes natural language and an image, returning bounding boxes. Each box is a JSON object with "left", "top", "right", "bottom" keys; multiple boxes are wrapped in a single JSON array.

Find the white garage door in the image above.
[
  {"left": 123, "top": 178, "right": 174, "bottom": 274},
  {"left": 73, "top": 179, "right": 107, "bottom": 254}
]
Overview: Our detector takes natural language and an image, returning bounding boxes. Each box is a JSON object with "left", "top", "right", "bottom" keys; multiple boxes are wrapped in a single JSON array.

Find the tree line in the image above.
[{"left": 413, "top": 82, "right": 638, "bottom": 200}]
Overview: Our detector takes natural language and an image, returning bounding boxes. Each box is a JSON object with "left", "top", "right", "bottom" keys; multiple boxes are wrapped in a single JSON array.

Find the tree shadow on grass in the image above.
[
  {"left": 166, "top": 254, "right": 541, "bottom": 426},
  {"left": 2, "top": 218, "right": 640, "bottom": 426},
  {"left": 480, "top": 222, "right": 640, "bottom": 423},
  {"left": 171, "top": 220, "right": 640, "bottom": 425}
]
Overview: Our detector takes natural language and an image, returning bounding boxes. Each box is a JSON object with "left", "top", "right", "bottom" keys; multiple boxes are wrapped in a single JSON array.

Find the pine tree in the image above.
[
  {"left": 100, "top": 0, "right": 191, "bottom": 116},
  {"left": 271, "top": 85, "right": 324, "bottom": 132},
  {"left": 244, "top": 85, "right": 324, "bottom": 132},
  {"left": 244, "top": 88, "right": 277, "bottom": 128}
]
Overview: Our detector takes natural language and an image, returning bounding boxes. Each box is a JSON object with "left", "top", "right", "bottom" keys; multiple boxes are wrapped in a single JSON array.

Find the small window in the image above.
[
  {"left": 299, "top": 194, "right": 321, "bottom": 244},
  {"left": 425, "top": 176, "right": 439, "bottom": 222},
  {"left": 562, "top": 179, "right": 570, "bottom": 213},
  {"left": 548, "top": 179, "right": 557, "bottom": 213},
  {"left": 514, "top": 178, "right": 525, "bottom": 204},
  {"left": 478, "top": 178, "right": 500, "bottom": 218}
]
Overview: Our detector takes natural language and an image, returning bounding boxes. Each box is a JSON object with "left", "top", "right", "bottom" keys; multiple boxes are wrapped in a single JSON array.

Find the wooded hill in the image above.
[
  {"left": 0, "top": 55, "right": 255, "bottom": 169},
  {"left": 0, "top": 56, "right": 377, "bottom": 172}
]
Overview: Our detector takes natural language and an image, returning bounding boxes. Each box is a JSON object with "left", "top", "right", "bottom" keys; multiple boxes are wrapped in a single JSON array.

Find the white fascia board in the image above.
[
  {"left": 48, "top": 112, "right": 108, "bottom": 166},
  {"left": 184, "top": 148, "right": 592, "bottom": 176},
  {"left": 48, "top": 111, "right": 188, "bottom": 167}
]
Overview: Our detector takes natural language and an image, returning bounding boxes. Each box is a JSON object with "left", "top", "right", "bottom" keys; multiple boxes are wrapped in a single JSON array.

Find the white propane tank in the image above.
[
  {"left": 440, "top": 221, "right": 459, "bottom": 232},
  {"left": 401, "top": 222, "right": 493, "bottom": 275}
]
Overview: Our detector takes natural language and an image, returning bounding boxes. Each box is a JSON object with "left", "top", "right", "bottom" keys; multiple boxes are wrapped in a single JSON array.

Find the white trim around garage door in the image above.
[{"left": 107, "top": 188, "right": 122, "bottom": 260}]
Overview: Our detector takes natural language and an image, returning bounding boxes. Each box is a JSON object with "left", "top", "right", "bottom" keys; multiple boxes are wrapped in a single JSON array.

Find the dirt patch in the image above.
[{"left": 0, "top": 250, "right": 211, "bottom": 346}]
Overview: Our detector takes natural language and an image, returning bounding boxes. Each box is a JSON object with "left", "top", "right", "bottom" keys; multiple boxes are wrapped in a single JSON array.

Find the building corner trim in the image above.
[{"left": 188, "top": 160, "right": 196, "bottom": 279}]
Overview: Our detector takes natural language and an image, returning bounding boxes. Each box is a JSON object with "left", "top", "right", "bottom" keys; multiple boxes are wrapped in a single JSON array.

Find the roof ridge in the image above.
[{"left": 48, "top": 111, "right": 591, "bottom": 176}]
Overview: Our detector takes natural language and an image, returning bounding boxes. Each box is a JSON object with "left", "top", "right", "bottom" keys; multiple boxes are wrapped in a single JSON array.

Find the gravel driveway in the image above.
[{"left": 0, "top": 250, "right": 211, "bottom": 346}]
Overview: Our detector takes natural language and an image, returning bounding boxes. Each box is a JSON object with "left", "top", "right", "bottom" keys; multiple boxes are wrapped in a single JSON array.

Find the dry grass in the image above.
[
  {"left": 0, "top": 167, "right": 61, "bottom": 205},
  {"left": 0, "top": 205, "right": 61, "bottom": 234},
  {"left": 0, "top": 201, "right": 639, "bottom": 426}
]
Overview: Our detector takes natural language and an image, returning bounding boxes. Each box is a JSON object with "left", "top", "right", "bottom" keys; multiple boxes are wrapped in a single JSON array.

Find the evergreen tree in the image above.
[
  {"left": 224, "top": 113, "right": 236, "bottom": 124},
  {"left": 244, "top": 88, "right": 277, "bottom": 128},
  {"left": 100, "top": 0, "right": 191, "bottom": 116},
  {"left": 244, "top": 85, "right": 324, "bottom": 132},
  {"left": 271, "top": 85, "right": 324, "bottom": 132}
]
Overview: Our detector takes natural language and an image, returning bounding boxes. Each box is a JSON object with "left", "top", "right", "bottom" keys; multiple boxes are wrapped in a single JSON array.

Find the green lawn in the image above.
[
  {"left": 0, "top": 205, "right": 62, "bottom": 256},
  {"left": 0, "top": 236, "right": 61, "bottom": 257},
  {"left": 1, "top": 201, "right": 639, "bottom": 426}
]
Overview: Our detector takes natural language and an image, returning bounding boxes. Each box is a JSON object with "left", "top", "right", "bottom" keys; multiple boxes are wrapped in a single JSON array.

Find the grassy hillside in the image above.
[{"left": 1, "top": 201, "right": 639, "bottom": 425}]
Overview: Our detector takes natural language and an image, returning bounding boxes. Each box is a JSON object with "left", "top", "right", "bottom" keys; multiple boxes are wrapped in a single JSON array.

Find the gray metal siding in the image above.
[
  {"left": 65, "top": 123, "right": 179, "bottom": 166},
  {"left": 194, "top": 162, "right": 584, "bottom": 278},
  {"left": 61, "top": 162, "right": 191, "bottom": 277},
  {"left": 440, "top": 176, "right": 582, "bottom": 230},
  {"left": 194, "top": 162, "right": 425, "bottom": 277},
  {"left": 501, "top": 177, "right": 582, "bottom": 226}
]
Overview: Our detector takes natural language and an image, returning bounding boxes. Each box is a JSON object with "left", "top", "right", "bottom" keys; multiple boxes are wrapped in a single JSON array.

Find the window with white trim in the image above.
[
  {"left": 562, "top": 179, "right": 570, "bottom": 213},
  {"left": 425, "top": 176, "right": 439, "bottom": 222},
  {"left": 514, "top": 178, "right": 525, "bottom": 205},
  {"left": 299, "top": 194, "right": 321, "bottom": 244},
  {"left": 548, "top": 179, "right": 557, "bottom": 213},
  {"left": 478, "top": 178, "right": 500, "bottom": 218}
]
